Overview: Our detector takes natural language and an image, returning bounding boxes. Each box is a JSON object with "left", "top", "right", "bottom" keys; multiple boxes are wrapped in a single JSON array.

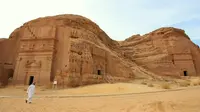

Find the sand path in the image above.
[{"left": 0, "top": 86, "right": 200, "bottom": 112}]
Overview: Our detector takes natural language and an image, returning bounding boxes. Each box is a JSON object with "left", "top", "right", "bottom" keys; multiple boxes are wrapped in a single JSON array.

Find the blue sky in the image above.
[{"left": 0, "top": 0, "right": 199, "bottom": 45}]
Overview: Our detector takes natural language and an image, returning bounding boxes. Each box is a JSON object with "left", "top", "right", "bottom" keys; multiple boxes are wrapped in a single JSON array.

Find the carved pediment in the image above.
[{"left": 25, "top": 60, "right": 41, "bottom": 68}]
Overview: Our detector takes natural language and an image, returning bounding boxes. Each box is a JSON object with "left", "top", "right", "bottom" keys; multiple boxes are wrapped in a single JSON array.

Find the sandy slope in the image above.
[
  {"left": 0, "top": 83, "right": 160, "bottom": 96},
  {"left": 56, "top": 83, "right": 160, "bottom": 95},
  {"left": 0, "top": 83, "right": 200, "bottom": 112}
]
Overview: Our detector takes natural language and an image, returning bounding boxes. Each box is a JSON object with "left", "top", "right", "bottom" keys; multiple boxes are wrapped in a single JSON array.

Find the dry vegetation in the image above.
[
  {"left": 161, "top": 83, "right": 171, "bottom": 89},
  {"left": 178, "top": 80, "right": 192, "bottom": 87},
  {"left": 147, "top": 83, "right": 154, "bottom": 87},
  {"left": 149, "top": 77, "right": 200, "bottom": 89},
  {"left": 141, "top": 81, "right": 147, "bottom": 85},
  {"left": 138, "top": 77, "right": 200, "bottom": 90},
  {"left": 189, "top": 78, "right": 200, "bottom": 86}
]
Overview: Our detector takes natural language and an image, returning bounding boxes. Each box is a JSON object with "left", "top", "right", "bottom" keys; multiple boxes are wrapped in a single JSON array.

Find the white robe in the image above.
[{"left": 27, "top": 84, "right": 35, "bottom": 102}]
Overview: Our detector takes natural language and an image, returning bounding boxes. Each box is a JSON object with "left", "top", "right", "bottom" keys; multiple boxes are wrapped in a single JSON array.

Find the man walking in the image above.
[{"left": 26, "top": 82, "right": 36, "bottom": 104}]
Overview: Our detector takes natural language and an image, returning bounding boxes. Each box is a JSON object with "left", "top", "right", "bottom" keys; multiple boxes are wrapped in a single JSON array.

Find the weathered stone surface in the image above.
[
  {"left": 0, "top": 14, "right": 200, "bottom": 87},
  {"left": 120, "top": 27, "right": 200, "bottom": 77},
  {"left": 0, "top": 14, "right": 132, "bottom": 86}
]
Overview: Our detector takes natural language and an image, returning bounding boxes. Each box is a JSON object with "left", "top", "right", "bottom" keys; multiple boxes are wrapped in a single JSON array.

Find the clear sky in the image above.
[{"left": 0, "top": 0, "right": 199, "bottom": 45}]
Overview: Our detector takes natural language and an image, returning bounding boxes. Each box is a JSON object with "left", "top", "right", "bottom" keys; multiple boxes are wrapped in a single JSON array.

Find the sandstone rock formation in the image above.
[
  {"left": 0, "top": 14, "right": 200, "bottom": 86},
  {"left": 120, "top": 28, "right": 200, "bottom": 77}
]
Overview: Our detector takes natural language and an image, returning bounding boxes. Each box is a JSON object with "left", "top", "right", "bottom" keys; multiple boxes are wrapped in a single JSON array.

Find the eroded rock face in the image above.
[
  {"left": 1, "top": 14, "right": 133, "bottom": 86},
  {"left": 0, "top": 37, "right": 18, "bottom": 86},
  {"left": 0, "top": 14, "right": 200, "bottom": 86},
  {"left": 120, "top": 27, "right": 200, "bottom": 77}
]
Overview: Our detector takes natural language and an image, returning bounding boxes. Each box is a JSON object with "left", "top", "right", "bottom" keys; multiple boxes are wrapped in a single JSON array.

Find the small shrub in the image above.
[
  {"left": 192, "top": 83, "right": 198, "bottom": 86},
  {"left": 141, "top": 81, "right": 147, "bottom": 85},
  {"left": 190, "top": 79, "right": 200, "bottom": 86},
  {"left": 161, "top": 83, "right": 171, "bottom": 89},
  {"left": 147, "top": 83, "right": 154, "bottom": 87},
  {"left": 179, "top": 80, "right": 190, "bottom": 87},
  {"left": 67, "top": 78, "right": 80, "bottom": 87}
]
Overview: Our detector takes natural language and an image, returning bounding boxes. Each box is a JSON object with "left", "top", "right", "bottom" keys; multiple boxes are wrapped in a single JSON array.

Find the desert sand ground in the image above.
[
  {"left": 0, "top": 81, "right": 200, "bottom": 112},
  {"left": 0, "top": 83, "right": 160, "bottom": 96}
]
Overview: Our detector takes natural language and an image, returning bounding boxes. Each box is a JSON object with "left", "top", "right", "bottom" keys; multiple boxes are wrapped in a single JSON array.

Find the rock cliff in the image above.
[
  {"left": 120, "top": 27, "right": 200, "bottom": 77},
  {"left": 0, "top": 14, "right": 200, "bottom": 86}
]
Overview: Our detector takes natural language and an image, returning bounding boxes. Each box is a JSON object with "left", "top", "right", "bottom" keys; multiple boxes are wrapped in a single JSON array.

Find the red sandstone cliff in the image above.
[
  {"left": 3, "top": 14, "right": 134, "bottom": 86},
  {"left": 120, "top": 27, "right": 200, "bottom": 77}
]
